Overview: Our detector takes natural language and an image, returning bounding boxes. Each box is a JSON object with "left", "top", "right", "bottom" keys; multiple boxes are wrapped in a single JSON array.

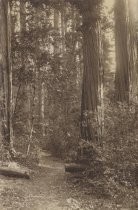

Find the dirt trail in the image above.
[
  {"left": 0, "top": 152, "right": 136, "bottom": 210},
  {"left": 0, "top": 153, "right": 68, "bottom": 210},
  {"left": 0, "top": 152, "right": 83, "bottom": 210}
]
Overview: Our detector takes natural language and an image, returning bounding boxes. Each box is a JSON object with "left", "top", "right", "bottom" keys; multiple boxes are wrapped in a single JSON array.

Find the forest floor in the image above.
[{"left": 0, "top": 150, "right": 137, "bottom": 210}]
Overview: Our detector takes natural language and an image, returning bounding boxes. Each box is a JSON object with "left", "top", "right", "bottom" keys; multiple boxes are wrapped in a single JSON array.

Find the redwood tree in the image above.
[
  {"left": 114, "top": 0, "right": 137, "bottom": 102},
  {"left": 66, "top": 0, "right": 104, "bottom": 141},
  {"left": 80, "top": 0, "right": 103, "bottom": 141}
]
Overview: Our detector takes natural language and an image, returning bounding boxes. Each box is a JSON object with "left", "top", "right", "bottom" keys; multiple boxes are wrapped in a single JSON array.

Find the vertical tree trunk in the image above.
[
  {"left": 114, "top": 0, "right": 129, "bottom": 102},
  {"left": 0, "top": 0, "right": 14, "bottom": 152},
  {"left": 80, "top": 0, "right": 104, "bottom": 141},
  {"left": 61, "top": 3, "right": 66, "bottom": 54},
  {"left": 27, "top": 5, "right": 40, "bottom": 154},
  {"left": 127, "top": 0, "right": 137, "bottom": 102},
  {"left": 7, "top": 1, "right": 13, "bottom": 149},
  {"left": 54, "top": 8, "right": 60, "bottom": 54},
  {"left": 114, "top": 0, "right": 137, "bottom": 103},
  {"left": 0, "top": 0, "right": 7, "bottom": 145},
  {"left": 41, "top": 82, "right": 45, "bottom": 137},
  {"left": 20, "top": 0, "right": 31, "bottom": 129}
]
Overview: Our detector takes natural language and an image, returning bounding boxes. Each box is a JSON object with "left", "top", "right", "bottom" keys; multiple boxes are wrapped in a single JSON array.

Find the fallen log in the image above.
[
  {"left": 0, "top": 166, "right": 30, "bottom": 179},
  {"left": 65, "top": 163, "right": 87, "bottom": 173}
]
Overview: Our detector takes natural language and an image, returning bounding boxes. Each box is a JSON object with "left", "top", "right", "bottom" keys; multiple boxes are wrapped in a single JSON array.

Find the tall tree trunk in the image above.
[
  {"left": 7, "top": 1, "right": 13, "bottom": 148},
  {"left": 114, "top": 0, "right": 137, "bottom": 103},
  {"left": 0, "top": 0, "right": 7, "bottom": 145},
  {"left": 114, "top": 0, "right": 129, "bottom": 102},
  {"left": 41, "top": 82, "right": 45, "bottom": 137},
  {"left": 0, "top": 0, "right": 14, "bottom": 153},
  {"left": 127, "top": 0, "right": 137, "bottom": 102},
  {"left": 20, "top": 0, "right": 30, "bottom": 128},
  {"left": 80, "top": 0, "right": 104, "bottom": 141}
]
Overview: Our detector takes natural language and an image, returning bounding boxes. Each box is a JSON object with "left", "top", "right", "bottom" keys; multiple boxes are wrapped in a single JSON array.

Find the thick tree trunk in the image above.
[
  {"left": 80, "top": 0, "right": 104, "bottom": 141},
  {"left": 127, "top": 0, "right": 137, "bottom": 102},
  {"left": 115, "top": 0, "right": 135, "bottom": 103},
  {"left": 114, "top": 0, "right": 130, "bottom": 102},
  {"left": 114, "top": 0, "right": 137, "bottom": 103}
]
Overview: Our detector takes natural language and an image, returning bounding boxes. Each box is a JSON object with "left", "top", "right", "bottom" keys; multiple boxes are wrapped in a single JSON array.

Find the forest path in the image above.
[
  {"left": 0, "top": 152, "right": 88, "bottom": 210},
  {"left": 0, "top": 152, "right": 134, "bottom": 210}
]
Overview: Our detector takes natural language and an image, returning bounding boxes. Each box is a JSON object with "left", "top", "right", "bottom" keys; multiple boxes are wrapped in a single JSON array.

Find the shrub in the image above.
[
  {"left": 76, "top": 101, "right": 138, "bottom": 187},
  {"left": 102, "top": 101, "right": 138, "bottom": 186}
]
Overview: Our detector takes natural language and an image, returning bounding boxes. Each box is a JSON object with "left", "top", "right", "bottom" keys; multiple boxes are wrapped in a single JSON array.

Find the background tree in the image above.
[
  {"left": 114, "top": 0, "right": 137, "bottom": 102},
  {"left": 0, "top": 0, "right": 14, "bottom": 154}
]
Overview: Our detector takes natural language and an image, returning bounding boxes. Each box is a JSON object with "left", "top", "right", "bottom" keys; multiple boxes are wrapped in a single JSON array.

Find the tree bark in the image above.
[
  {"left": 114, "top": 0, "right": 137, "bottom": 103},
  {"left": 7, "top": 1, "right": 13, "bottom": 149},
  {"left": 127, "top": 0, "right": 137, "bottom": 102},
  {"left": 0, "top": 0, "right": 8, "bottom": 145},
  {"left": 80, "top": 0, "right": 104, "bottom": 141},
  {"left": 114, "top": 0, "right": 129, "bottom": 102},
  {"left": 0, "top": 0, "right": 14, "bottom": 152}
]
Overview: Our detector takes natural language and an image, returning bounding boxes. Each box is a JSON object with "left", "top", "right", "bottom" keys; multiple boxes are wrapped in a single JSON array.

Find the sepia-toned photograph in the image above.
[{"left": 0, "top": 0, "right": 138, "bottom": 209}]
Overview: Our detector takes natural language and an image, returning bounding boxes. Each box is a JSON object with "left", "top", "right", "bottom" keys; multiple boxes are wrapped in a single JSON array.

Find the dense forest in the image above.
[{"left": 0, "top": 0, "right": 138, "bottom": 209}]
